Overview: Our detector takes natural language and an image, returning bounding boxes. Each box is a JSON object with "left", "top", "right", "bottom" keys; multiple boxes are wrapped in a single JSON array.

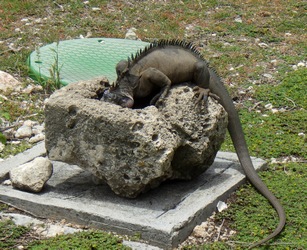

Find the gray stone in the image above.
[
  {"left": 10, "top": 157, "right": 53, "bottom": 192},
  {"left": 45, "top": 79, "right": 228, "bottom": 198},
  {"left": 0, "top": 141, "right": 46, "bottom": 183},
  {"left": 0, "top": 71, "right": 23, "bottom": 93},
  {"left": 32, "top": 123, "right": 45, "bottom": 135},
  {"left": 125, "top": 27, "right": 138, "bottom": 40},
  {"left": 15, "top": 124, "right": 32, "bottom": 139},
  {"left": 1, "top": 212, "right": 44, "bottom": 228},
  {"left": 29, "top": 133, "right": 45, "bottom": 143}
]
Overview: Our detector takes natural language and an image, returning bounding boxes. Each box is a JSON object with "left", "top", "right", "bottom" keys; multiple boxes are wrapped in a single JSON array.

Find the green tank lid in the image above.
[{"left": 28, "top": 38, "right": 149, "bottom": 85}]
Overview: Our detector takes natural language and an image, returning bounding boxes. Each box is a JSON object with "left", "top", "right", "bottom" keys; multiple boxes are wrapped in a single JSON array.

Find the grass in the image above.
[
  {"left": 27, "top": 230, "right": 131, "bottom": 250},
  {"left": 0, "top": 218, "right": 30, "bottom": 249},
  {"left": 0, "top": 0, "right": 306, "bottom": 249}
]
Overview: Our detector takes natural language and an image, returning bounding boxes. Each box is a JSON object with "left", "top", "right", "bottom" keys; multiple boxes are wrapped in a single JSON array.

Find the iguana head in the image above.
[
  {"left": 103, "top": 88, "right": 134, "bottom": 108},
  {"left": 102, "top": 69, "right": 139, "bottom": 108}
]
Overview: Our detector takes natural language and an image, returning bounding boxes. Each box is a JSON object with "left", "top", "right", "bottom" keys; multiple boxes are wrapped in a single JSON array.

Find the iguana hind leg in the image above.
[
  {"left": 192, "top": 61, "right": 212, "bottom": 104},
  {"left": 192, "top": 61, "right": 220, "bottom": 105},
  {"left": 193, "top": 86, "right": 220, "bottom": 104}
]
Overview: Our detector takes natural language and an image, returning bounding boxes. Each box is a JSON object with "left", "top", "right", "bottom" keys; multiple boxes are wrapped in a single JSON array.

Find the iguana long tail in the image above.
[{"left": 209, "top": 69, "right": 286, "bottom": 248}]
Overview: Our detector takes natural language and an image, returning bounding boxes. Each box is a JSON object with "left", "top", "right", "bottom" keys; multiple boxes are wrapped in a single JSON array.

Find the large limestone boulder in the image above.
[{"left": 45, "top": 78, "right": 228, "bottom": 198}]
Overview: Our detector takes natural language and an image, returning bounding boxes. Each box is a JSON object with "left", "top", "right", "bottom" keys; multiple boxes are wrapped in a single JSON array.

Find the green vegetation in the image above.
[
  {"left": 32, "top": 42, "right": 64, "bottom": 93},
  {"left": 0, "top": 133, "right": 6, "bottom": 144},
  {"left": 0, "top": 140, "right": 32, "bottom": 158},
  {"left": 211, "top": 162, "right": 307, "bottom": 250},
  {"left": 0, "top": 219, "right": 30, "bottom": 249},
  {"left": 255, "top": 68, "right": 307, "bottom": 109},
  {"left": 27, "top": 230, "right": 131, "bottom": 250},
  {"left": 0, "top": 0, "right": 306, "bottom": 249}
]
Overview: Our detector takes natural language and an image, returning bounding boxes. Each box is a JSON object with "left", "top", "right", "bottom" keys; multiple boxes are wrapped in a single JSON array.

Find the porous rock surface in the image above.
[
  {"left": 9, "top": 157, "right": 53, "bottom": 193},
  {"left": 45, "top": 78, "right": 228, "bottom": 198}
]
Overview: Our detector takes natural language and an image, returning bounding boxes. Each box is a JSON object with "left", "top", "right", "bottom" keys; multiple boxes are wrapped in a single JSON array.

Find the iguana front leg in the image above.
[{"left": 138, "top": 67, "right": 172, "bottom": 106}]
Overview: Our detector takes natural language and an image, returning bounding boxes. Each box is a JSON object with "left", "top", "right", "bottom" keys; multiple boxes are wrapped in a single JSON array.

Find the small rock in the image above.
[
  {"left": 234, "top": 16, "right": 242, "bottom": 23},
  {"left": 24, "top": 120, "right": 36, "bottom": 127},
  {"left": 297, "top": 61, "right": 306, "bottom": 67},
  {"left": 32, "top": 124, "right": 44, "bottom": 135},
  {"left": 34, "top": 18, "right": 42, "bottom": 23},
  {"left": 270, "top": 158, "right": 278, "bottom": 164},
  {"left": 247, "top": 86, "right": 254, "bottom": 92},
  {"left": 29, "top": 133, "right": 45, "bottom": 143},
  {"left": 263, "top": 73, "right": 273, "bottom": 79},
  {"left": 265, "top": 103, "right": 273, "bottom": 109},
  {"left": 15, "top": 125, "right": 32, "bottom": 139},
  {"left": 193, "top": 224, "right": 207, "bottom": 238},
  {"left": 216, "top": 200, "right": 228, "bottom": 212},
  {"left": 0, "top": 142, "right": 4, "bottom": 152},
  {"left": 92, "top": 7, "right": 101, "bottom": 11},
  {"left": 22, "top": 84, "right": 43, "bottom": 94},
  {"left": 279, "top": 108, "right": 286, "bottom": 112},
  {"left": 2, "top": 179, "right": 11, "bottom": 185},
  {"left": 11, "top": 141, "right": 21, "bottom": 145},
  {"left": 125, "top": 27, "right": 138, "bottom": 40},
  {"left": 185, "top": 24, "right": 194, "bottom": 31},
  {"left": 85, "top": 31, "right": 92, "bottom": 38},
  {"left": 6, "top": 213, "right": 44, "bottom": 227},
  {"left": 270, "top": 59, "right": 278, "bottom": 66},
  {"left": 258, "top": 42, "right": 269, "bottom": 48},
  {"left": 0, "top": 71, "right": 23, "bottom": 93},
  {"left": 9, "top": 157, "right": 53, "bottom": 193}
]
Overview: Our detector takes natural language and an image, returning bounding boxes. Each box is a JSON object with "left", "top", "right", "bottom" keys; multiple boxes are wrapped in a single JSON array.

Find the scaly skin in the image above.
[
  {"left": 103, "top": 40, "right": 286, "bottom": 248},
  {"left": 196, "top": 69, "right": 286, "bottom": 248}
]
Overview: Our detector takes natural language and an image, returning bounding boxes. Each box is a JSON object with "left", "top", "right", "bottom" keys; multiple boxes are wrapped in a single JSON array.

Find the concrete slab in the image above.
[{"left": 0, "top": 142, "right": 266, "bottom": 249}]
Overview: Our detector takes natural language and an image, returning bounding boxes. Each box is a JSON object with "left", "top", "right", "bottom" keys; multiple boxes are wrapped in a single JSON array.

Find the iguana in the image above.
[{"left": 102, "top": 39, "right": 286, "bottom": 248}]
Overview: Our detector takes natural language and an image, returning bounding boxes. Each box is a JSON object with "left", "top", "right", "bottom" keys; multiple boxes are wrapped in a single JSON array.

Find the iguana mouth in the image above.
[{"left": 120, "top": 96, "right": 134, "bottom": 108}]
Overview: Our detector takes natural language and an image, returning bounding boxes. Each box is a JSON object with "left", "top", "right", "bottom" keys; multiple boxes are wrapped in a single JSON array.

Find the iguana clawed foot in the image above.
[{"left": 193, "top": 86, "right": 220, "bottom": 105}]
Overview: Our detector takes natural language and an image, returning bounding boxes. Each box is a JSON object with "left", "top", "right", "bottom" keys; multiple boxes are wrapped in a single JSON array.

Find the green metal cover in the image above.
[{"left": 28, "top": 38, "right": 149, "bottom": 85}]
